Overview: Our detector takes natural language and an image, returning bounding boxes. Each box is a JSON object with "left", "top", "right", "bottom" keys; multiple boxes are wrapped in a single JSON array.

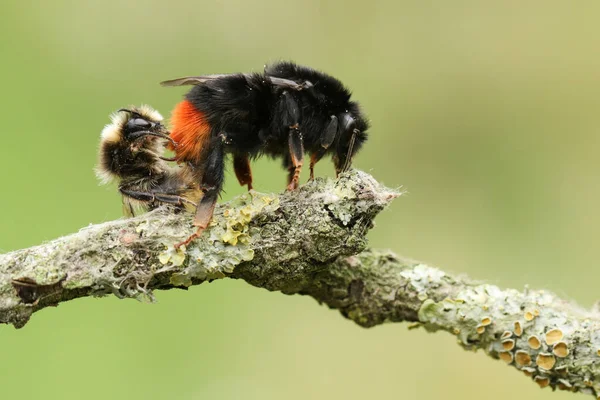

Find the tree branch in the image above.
[
  {"left": 0, "top": 170, "right": 397, "bottom": 328},
  {"left": 2, "top": 171, "right": 598, "bottom": 397},
  {"left": 315, "top": 250, "right": 600, "bottom": 398}
]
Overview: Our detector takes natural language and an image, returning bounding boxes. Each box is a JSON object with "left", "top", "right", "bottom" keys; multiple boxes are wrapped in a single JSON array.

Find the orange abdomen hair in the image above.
[{"left": 169, "top": 100, "right": 211, "bottom": 163}]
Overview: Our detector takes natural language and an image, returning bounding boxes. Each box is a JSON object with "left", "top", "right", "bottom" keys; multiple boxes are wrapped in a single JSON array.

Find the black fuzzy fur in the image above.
[
  {"left": 165, "top": 61, "right": 370, "bottom": 235},
  {"left": 180, "top": 61, "right": 369, "bottom": 195}
]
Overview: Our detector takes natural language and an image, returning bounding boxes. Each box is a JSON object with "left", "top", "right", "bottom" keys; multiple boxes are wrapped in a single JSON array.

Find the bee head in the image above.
[
  {"left": 120, "top": 109, "right": 166, "bottom": 141},
  {"left": 100, "top": 105, "right": 174, "bottom": 146},
  {"left": 97, "top": 105, "right": 174, "bottom": 184}
]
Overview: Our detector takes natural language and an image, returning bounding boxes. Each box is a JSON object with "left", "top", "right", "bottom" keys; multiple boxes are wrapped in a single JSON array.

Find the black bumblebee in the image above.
[{"left": 162, "top": 61, "right": 369, "bottom": 247}]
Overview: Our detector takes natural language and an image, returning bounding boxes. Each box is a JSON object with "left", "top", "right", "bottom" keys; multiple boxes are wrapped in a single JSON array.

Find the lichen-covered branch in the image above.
[
  {"left": 0, "top": 171, "right": 397, "bottom": 328},
  {"left": 2, "top": 171, "right": 598, "bottom": 398},
  {"left": 317, "top": 250, "right": 600, "bottom": 398}
]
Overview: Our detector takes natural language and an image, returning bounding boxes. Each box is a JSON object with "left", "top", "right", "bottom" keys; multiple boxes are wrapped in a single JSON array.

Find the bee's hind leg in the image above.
[
  {"left": 119, "top": 188, "right": 195, "bottom": 207},
  {"left": 233, "top": 153, "right": 253, "bottom": 190}
]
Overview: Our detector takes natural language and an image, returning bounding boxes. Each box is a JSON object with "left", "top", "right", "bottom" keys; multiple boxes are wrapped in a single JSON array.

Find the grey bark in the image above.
[{"left": 1, "top": 170, "right": 598, "bottom": 397}]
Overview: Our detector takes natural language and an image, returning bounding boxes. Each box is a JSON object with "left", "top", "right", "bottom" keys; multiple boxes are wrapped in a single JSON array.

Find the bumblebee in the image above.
[
  {"left": 96, "top": 105, "right": 200, "bottom": 216},
  {"left": 162, "top": 61, "right": 369, "bottom": 247}
]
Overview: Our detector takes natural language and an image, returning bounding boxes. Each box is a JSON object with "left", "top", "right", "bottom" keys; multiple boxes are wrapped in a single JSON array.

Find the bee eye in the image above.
[
  {"left": 132, "top": 118, "right": 152, "bottom": 128},
  {"left": 125, "top": 117, "right": 154, "bottom": 133}
]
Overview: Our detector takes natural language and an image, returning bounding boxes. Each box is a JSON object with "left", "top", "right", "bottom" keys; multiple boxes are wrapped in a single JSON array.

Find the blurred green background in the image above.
[{"left": 1, "top": 1, "right": 599, "bottom": 399}]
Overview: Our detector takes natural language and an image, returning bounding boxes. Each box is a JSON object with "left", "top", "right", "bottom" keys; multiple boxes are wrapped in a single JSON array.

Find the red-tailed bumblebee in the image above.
[
  {"left": 96, "top": 105, "right": 200, "bottom": 216},
  {"left": 162, "top": 61, "right": 369, "bottom": 247}
]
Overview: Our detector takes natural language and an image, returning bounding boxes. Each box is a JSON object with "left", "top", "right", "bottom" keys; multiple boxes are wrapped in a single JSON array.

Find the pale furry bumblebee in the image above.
[{"left": 96, "top": 105, "right": 200, "bottom": 216}]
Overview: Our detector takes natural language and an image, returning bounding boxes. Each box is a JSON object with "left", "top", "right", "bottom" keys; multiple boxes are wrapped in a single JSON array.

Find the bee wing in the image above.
[
  {"left": 161, "top": 74, "right": 311, "bottom": 91},
  {"left": 160, "top": 74, "right": 237, "bottom": 87},
  {"left": 268, "top": 77, "right": 313, "bottom": 91}
]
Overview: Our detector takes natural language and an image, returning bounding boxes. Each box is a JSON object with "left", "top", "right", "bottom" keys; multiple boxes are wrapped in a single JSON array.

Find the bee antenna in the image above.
[
  {"left": 129, "top": 130, "right": 177, "bottom": 146},
  {"left": 118, "top": 108, "right": 145, "bottom": 119}
]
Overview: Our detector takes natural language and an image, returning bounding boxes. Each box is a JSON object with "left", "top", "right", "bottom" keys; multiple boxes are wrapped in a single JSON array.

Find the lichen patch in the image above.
[
  {"left": 502, "top": 339, "right": 515, "bottom": 351},
  {"left": 499, "top": 352, "right": 513, "bottom": 363},
  {"left": 553, "top": 342, "right": 568, "bottom": 358},
  {"left": 524, "top": 311, "right": 535, "bottom": 321},
  {"left": 515, "top": 350, "right": 532, "bottom": 367},
  {"left": 527, "top": 335, "right": 541, "bottom": 350},
  {"left": 514, "top": 321, "right": 523, "bottom": 336},
  {"left": 534, "top": 376, "right": 550, "bottom": 389},
  {"left": 557, "top": 379, "right": 573, "bottom": 391},
  {"left": 536, "top": 353, "right": 556, "bottom": 370},
  {"left": 545, "top": 328, "right": 563, "bottom": 345}
]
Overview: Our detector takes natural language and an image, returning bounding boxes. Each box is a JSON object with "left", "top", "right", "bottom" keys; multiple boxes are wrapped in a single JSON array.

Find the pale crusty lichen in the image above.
[
  {"left": 528, "top": 335, "right": 542, "bottom": 350},
  {"left": 408, "top": 262, "right": 600, "bottom": 397},
  {"left": 165, "top": 192, "right": 278, "bottom": 286},
  {"left": 546, "top": 328, "right": 564, "bottom": 345},
  {"left": 554, "top": 342, "right": 569, "bottom": 358},
  {"left": 502, "top": 339, "right": 515, "bottom": 351},
  {"left": 261, "top": 249, "right": 600, "bottom": 397}
]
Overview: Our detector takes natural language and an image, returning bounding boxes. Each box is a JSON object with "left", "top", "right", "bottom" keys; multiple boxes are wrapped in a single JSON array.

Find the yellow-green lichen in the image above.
[
  {"left": 170, "top": 272, "right": 193, "bottom": 288},
  {"left": 400, "top": 264, "right": 446, "bottom": 295},
  {"left": 221, "top": 225, "right": 246, "bottom": 246},
  {"left": 418, "top": 299, "right": 440, "bottom": 324},
  {"left": 172, "top": 192, "right": 278, "bottom": 283},
  {"left": 214, "top": 194, "right": 280, "bottom": 246},
  {"left": 322, "top": 182, "right": 359, "bottom": 225},
  {"left": 158, "top": 246, "right": 186, "bottom": 266}
]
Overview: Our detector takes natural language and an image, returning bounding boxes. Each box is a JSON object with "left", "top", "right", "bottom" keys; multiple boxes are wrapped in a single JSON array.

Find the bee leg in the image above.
[
  {"left": 339, "top": 129, "right": 357, "bottom": 175},
  {"left": 153, "top": 193, "right": 196, "bottom": 207},
  {"left": 322, "top": 115, "right": 338, "bottom": 149},
  {"left": 307, "top": 115, "right": 338, "bottom": 181},
  {"left": 174, "top": 193, "right": 217, "bottom": 249},
  {"left": 233, "top": 153, "right": 253, "bottom": 190},
  {"left": 286, "top": 165, "right": 296, "bottom": 189},
  {"left": 119, "top": 188, "right": 194, "bottom": 207},
  {"left": 334, "top": 114, "right": 360, "bottom": 177},
  {"left": 175, "top": 142, "right": 224, "bottom": 249},
  {"left": 173, "top": 195, "right": 217, "bottom": 249},
  {"left": 287, "top": 123, "right": 304, "bottom": 191},
  {"left": 277, "top": 91, "right": 303, "bottom": 190},
  {"left": 282, "top": 154, "right": 294, "bottom": 187},
  {"left": 308, "top": 150, "right": 323, "bottom": 181}
]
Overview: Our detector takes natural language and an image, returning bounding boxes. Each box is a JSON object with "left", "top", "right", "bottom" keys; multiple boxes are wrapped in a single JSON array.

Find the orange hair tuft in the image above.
[{"left": 169, "top": 100, "right": 211, "bottom": 163}]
